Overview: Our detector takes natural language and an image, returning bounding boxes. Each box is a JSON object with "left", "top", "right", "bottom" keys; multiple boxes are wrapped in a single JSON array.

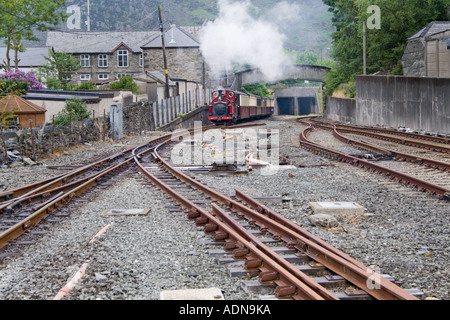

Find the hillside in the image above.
[{"left": 59, "top": 0, "right": 333, "bottom": 53}]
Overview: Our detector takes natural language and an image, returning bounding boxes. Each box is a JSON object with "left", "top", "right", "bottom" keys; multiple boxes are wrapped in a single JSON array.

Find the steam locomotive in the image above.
[{"left": 208, "top": 90, "right": 274, "bottom": 124}]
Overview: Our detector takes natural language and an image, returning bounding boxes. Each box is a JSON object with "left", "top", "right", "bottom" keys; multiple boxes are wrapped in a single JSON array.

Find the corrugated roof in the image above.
[
  {"left": 0, "top": 95, "right": 46, "bottom": 114},
  {"left": 408, "top": 21, "right": 450, "bottom": 40},
  {"left": 46, "top": 31, "right": 159, "bottom": 53},
  {"left": 142, "top": 26, "right": 200, "bottom": 48}
]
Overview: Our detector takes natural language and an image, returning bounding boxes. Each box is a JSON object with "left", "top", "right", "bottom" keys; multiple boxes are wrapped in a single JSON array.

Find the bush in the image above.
[
  {"left": 0, "top": 69, "right": 44, "bottom": 91},
  {"left": 54, "top": 97, "right": 91, "bottom": 126},
  {"left": 109, "top": 75, "right": 138, "bottom": 94}
]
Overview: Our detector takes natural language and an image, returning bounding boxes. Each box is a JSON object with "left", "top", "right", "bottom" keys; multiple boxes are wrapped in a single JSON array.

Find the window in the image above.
[
  {"left": 139, "top": 54, "right": 143, "bottom": 67},
  {"left": 98, "top": 74, "right": 109, "bottom": 80},
  {"left": 98, "top": 54, "right": 108, "bottom": 67},
  {"left": 80, "top": 74, "right": 91, "bottom": 81},
  {"left": 116, "top": 73, "right": 127, "bottom": 79},
  {"left": 80, "top": 54, "right": 90, "bottom": 67},
  {"left": 118, "top": 50, "right": 128, "bottom": 67}
]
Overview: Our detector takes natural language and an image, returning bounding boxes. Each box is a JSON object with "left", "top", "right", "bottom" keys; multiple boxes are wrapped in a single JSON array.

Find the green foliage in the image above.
[
  {"left": 0, "top": 0, "right": 67, "bottom": 71},
  {"left": 0, "top": 80, "right": 28, "bottom": 97},
  {"left": 38, "top": 49, "right": 80, "bottom": 90},
  {"left": 54, "top": 97, "right": 90, "bottom": 126},
  {"left": 322, "top": 0, "right": 449, "bottom": 96},
  {"left": 109, "top": 76, "right": 138, "bottom": 94},
  {"left": 1, "top": 108, "right": 19, "bottom": 129},
  {"left": 241, "top": 83, "right": 272, "bottom": 98}
]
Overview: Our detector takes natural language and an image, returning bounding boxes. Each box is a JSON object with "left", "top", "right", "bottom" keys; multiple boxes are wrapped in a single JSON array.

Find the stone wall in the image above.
[
  {"left": 144, "top": 47, "right": 204, "bottom": 85},
  {"left": 402, "top": 39, "right": 426, "bottom": 77},
  {"left": 1, "top": 118, "right": 106, "bottom": 165}
]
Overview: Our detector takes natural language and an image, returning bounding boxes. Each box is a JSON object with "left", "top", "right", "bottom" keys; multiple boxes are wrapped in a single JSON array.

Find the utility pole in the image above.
[
  {"left": 86, "top": 0, "right": 91, "bottom": 31},
  {"left": 363, "top": 22, "right": 367, "bottom": 75},
  {"left": 158, "top": 5, "right": 170, "bottom": 99}
]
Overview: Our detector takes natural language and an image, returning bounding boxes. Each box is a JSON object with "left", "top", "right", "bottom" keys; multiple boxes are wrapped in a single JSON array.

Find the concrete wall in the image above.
[
  {"left": 274, "top": 87, "right": 321, "bottom": 116},
  {"left": 325, "top": 97, "right": 356, "bottom": 123},
  {"left": 356, "top": 75, "right": 450, "bottom": 133},
  {"left": 426, "top": 30, "right": 450, "bottom": 78}
]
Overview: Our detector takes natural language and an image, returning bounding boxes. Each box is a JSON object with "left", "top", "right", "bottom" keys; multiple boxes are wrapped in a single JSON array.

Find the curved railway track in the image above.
[
  {"left": 299, "top": 120, "right": 450, "bottom": 200},
  {"left": 0, "top": 122, "right": 423, "bottom": 300},
  {"left": 131, "top": 129, "right": 419, "bottom": 300}
]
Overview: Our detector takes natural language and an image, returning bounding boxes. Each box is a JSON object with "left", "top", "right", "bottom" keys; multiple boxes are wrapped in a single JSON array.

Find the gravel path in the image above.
[{"left": 0, "top": 117, "right": 448, "bottom": 300}]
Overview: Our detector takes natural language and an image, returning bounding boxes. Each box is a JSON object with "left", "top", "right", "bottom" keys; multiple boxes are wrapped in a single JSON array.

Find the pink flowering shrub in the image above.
[{"left": 0, "top": 69, "right": 44, "bottom": 90}]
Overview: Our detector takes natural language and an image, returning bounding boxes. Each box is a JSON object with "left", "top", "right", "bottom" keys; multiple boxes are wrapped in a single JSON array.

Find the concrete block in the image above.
[
  {"left": 309, "top": 202, "right": 365, "bottom": 222},
  {"left": 101, "top": 208, "right": 150, "bottom": 216},
  {"left": 160, "top": 288, "right": 225, "bottom": 300}
]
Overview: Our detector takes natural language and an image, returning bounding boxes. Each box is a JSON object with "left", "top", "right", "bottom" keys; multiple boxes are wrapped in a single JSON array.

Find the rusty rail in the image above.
[
  {"left": 300, "top": 123, "right": 450, "bottom": 200},
  {"left": 133, "top": 131, "right": 419, "bottom": 300}
]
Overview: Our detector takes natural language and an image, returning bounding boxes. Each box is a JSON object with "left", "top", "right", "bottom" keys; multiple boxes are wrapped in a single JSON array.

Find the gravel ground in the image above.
[{"left": 0, "top": 117, "right": 448, "bottom": 300}]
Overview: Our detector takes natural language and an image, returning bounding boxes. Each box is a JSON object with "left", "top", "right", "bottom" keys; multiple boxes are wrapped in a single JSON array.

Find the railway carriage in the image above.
[{"left": 208, "top": 90, "right": 274, "bottom": 124}]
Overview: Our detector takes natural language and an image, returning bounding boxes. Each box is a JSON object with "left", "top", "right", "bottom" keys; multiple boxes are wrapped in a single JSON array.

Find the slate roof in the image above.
[
  {"left": 142, "top": 26, "right": 200, "bottom": 48},
  {"left": 0, "top": 47, "right": 49, "bottom": 67},
  {"left": 408, "top": 21, "right": 450, "bottom": 40},
  {"left": 46, "top": 30, "right": 159, "bottom": 54},
  {"left": 0, "top": 95, "right": 46, "bottom": 114}
]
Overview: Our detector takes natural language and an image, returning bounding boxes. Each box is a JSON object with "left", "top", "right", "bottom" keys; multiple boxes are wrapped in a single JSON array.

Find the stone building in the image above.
[
  {"left": 402, "top": 21, "right": 450, "bottom": 77},
  {"left": 46, "top": 30, "right": 158, "bottom": 84},
  {"left": 141, "top": 26, "right": 205, "bottom": 86},
  {"left": 46, "top": 26, "right": 207, "bottom": 87}
]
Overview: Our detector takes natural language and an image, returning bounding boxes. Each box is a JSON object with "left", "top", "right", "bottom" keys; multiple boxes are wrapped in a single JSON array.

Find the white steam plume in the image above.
[{"left": 199, "top": 0, "right": 297, "bottom": 85}]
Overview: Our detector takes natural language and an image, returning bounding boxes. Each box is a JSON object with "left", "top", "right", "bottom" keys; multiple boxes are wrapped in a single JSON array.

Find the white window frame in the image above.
[
  {"left": 98, "top": 73, "right": 109, "bottom": 80},
  {"left": 139, "top": 54, "right": 143, "bottom": 67},
  {"left": 116, "top": 73, "right": 127, "bottom": 79},
  {"left": 98, "top": 54, "right": 108, "bottom": 67},
  {"left": 80, "top": 54, "right": 90, "bottom": 67},
  {"left": 80, "top": 74, "right": 91, "bottom": 81},
  {"left": 118, "top": 50, "right": 128, "bottom": 68}
]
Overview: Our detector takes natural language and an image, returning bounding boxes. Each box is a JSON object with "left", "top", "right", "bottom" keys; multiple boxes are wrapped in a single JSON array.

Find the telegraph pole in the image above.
[
  {"left": 87, "top": 0, "right": 91, "bottom": 31},
  {"left": 363, "top": 21, "right": 367, "bottom": 75},
  {"left": 158, "top": 5, "right": 170, "bottom": 99}
]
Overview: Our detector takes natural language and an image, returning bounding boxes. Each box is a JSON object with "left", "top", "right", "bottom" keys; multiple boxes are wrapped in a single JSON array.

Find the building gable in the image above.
[{"left": 142, "top": 26, "right": 200, "bottom": 49}]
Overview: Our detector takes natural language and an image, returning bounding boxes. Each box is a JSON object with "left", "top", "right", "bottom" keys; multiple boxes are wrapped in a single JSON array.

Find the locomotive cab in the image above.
[{"left": 208, "top": 90, "right": 237, "bottom": 123}]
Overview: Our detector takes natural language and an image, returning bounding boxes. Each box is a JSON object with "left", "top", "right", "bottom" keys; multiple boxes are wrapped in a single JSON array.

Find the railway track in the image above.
[
  {"left": 132, "top": 129, "right": 420, "bottom": 300},
  {"left": 299, "top": 120, "right": 450, "bottom": 200},
  {"left": 0, "top": 121, "right": 424, "bottom": 300}
]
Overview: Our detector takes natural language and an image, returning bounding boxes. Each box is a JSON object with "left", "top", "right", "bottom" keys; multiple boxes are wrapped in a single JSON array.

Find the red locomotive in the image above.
[{"left": 208, "top": 90, "right": 274, "bottom": 124}]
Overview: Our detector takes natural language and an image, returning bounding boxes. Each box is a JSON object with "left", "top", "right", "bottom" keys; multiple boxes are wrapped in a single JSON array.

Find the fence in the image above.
[{"left": 151, "top": 88, "right": 213, "bottom": 129}]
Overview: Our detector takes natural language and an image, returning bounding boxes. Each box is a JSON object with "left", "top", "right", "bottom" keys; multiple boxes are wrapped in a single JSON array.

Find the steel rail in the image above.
[
  {"left": 0, "top": 147, "right": 138, "bottom": 204},
  {"left": 309, "top": 119, "right": 450, "bottom": 145},
  {"left": 312, "top": 122, "right": 450, "bottom": 172},
  {"left": 313, "top": 121, "right": 450, "bottom": 153},
  {"left": 332, "top": 126, "right": 450, "bottom": 172},
  {"left": 0, "top": 142, "right": 162, "bottom": 250},
  {"left": 134, "top": 150, "right": 335, "bottom": 300},
  {"left": 233, "top": 189, "right": 420, "bottom": 300},
  {"left": 300, "top": 124, "right": 450, "bottom": 200},
  {"left": 144, "top": 134, "right": 419, "bottom": 300}
]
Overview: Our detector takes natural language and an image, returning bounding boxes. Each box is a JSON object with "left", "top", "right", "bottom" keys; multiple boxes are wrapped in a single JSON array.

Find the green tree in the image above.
[
  {"left": 0, "top": 0, "right": 67, "bottom": 71},
  {"left": 109, "top": 75, "right": 138, "bottom": 94},
  {"left": 0, "top": 80, "right": 27, "bottom": 97},
  {"left": 322, "top": 0, "right": 449, "bottom": 96},
  {"left": 54, "top": 97, "right": 90, "bottom": 126},
  {"left": 38, "top": 49, "right": 80, "bottom": 90},
  {"left": 242, "top": 83, "right": 272, "bottom": 98}
]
